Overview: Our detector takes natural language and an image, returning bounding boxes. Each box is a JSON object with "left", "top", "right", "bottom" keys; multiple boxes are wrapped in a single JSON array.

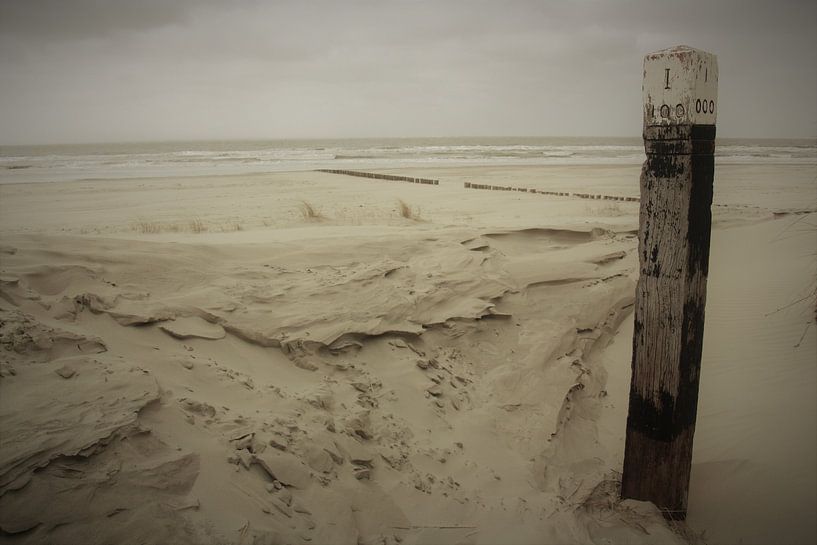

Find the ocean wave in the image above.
[
  {"left": 334, "top": 154, "right": 377, "bottom": 160},
  {"left": 2, "top": 138, "right": 814, "bottom": 183}
]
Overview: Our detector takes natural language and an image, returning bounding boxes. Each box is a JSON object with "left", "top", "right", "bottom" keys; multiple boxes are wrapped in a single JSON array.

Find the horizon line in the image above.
[{"left": 2, "top": 134, "right": 816, "bottom": 148}]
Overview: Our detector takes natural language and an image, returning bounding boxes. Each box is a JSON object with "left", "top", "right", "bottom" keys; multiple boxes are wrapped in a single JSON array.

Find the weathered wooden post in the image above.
[{"left": 621, "top": 45, "right": 718, "bottom": 519}]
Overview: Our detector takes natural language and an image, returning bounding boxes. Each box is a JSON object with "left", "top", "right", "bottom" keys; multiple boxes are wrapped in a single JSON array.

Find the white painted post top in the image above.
[{"left": 643, "top": 45, "right": 718, "bottom": 127}]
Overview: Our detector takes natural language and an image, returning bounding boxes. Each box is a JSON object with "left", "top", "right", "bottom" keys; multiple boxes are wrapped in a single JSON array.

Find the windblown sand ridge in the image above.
[{"left": 0, "top": 222, "right": 648, "bottom": 544}]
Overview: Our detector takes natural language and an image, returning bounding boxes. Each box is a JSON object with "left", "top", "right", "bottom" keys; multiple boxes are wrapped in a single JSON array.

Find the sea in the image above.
[{"left": 1, "top": 136, "right": 815, "bottom": 184}]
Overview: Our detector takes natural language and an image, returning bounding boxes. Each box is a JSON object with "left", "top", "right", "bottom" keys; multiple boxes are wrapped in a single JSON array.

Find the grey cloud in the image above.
[
  {"left": 0, "top": 0, "right": 815, "bottom": 143},
  {"left": 0, "top": 0, "right": 203, "bottom": 40}
]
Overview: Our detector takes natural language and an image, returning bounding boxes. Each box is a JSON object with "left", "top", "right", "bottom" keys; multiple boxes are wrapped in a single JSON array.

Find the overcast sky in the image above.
[{"left": 1, "top": 0, "right": 815, "bottom": 144}]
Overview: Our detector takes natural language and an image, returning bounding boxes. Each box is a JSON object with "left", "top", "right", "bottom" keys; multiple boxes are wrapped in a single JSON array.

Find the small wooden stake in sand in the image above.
[{"left": 621, "top": 45, "right": 718, "bottom": 520}]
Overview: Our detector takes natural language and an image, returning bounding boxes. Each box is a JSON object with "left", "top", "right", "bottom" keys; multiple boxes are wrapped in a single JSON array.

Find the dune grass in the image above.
[
  {"left": 134, "top": 219, "right": 163, "bottom": 234},
  {"left": 132, "top": 217, "right": 242, "bottom": 234},
  {"left": 585, "top": 203, "right": 626, "bottom": 216},
  {"left": 298, "top": 200, "right": 325, "bottom": 221},
  {"left": 188, "top": 218, "right": 207, "bottom": 233},
  {"left": 397, "top": 198, "right": 422, "bottom": 221}
]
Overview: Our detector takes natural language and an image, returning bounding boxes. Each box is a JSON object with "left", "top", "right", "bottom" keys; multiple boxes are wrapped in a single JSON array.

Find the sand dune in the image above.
[{"left": 0, "top": 165, "right": 814, "bottom": 544}]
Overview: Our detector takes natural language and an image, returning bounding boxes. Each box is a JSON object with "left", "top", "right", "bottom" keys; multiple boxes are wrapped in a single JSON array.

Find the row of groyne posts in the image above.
[
  {"left": 316, "top": 169, "right": 439, "bottom": 185},
  {"left": 463, "top": 182, "right": 639, "bottom": 202},
  {"left": 316, "top": 169, "right": 638, "bottom": 202}
]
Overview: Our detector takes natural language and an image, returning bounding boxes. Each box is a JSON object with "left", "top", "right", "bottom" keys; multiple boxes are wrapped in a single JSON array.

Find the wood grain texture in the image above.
[{"left": 621, "top": 125, "right": 715, "bottom": 519}]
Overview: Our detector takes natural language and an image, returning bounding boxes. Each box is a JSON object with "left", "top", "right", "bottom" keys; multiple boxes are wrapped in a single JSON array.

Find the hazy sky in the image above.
[{"left": 1, "top": 0, "right": 815, "bottom": 144}]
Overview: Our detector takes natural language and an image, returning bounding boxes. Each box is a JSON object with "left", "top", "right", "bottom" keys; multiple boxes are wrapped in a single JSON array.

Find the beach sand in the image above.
[{"left": 0, "top": 164, "right": 814, "bottom": 544}]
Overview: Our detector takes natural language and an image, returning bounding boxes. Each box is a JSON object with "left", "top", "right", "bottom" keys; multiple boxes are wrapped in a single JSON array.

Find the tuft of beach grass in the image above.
[
  {"left": 298, "top": 200, "right": 325, "bottom": 221},
  {"left": 188, "top": 218, "right": 207, "bottom": 233},
  {"left": 134, "top": 218, "right": 162, "bottom": 234},
  {"left": 397, "top": 198, "right": 422, "bottom": 221}
]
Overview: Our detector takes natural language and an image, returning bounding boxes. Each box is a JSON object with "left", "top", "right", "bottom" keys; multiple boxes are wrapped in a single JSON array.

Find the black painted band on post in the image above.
[{"left": 644, "top": 125, "right": 716, "bottom": 156}]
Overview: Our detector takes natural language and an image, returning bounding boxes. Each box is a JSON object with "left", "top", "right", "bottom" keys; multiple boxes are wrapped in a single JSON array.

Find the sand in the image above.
[{"left": 0, "top": 163, "right": 814, "bottom": 544}]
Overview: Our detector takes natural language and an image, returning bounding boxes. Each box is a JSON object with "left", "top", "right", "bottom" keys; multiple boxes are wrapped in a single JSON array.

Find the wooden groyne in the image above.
[
  {"left": 463, "top": 182, "right": 639, "bottom": 202},
  {"left": 317, "top": 169, "right": 439, "bottom": 185}
]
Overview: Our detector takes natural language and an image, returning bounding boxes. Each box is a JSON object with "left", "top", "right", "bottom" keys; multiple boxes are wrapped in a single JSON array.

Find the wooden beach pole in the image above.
[{"left": 621, "top": 45, "right": 718, "bottom": 519}]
